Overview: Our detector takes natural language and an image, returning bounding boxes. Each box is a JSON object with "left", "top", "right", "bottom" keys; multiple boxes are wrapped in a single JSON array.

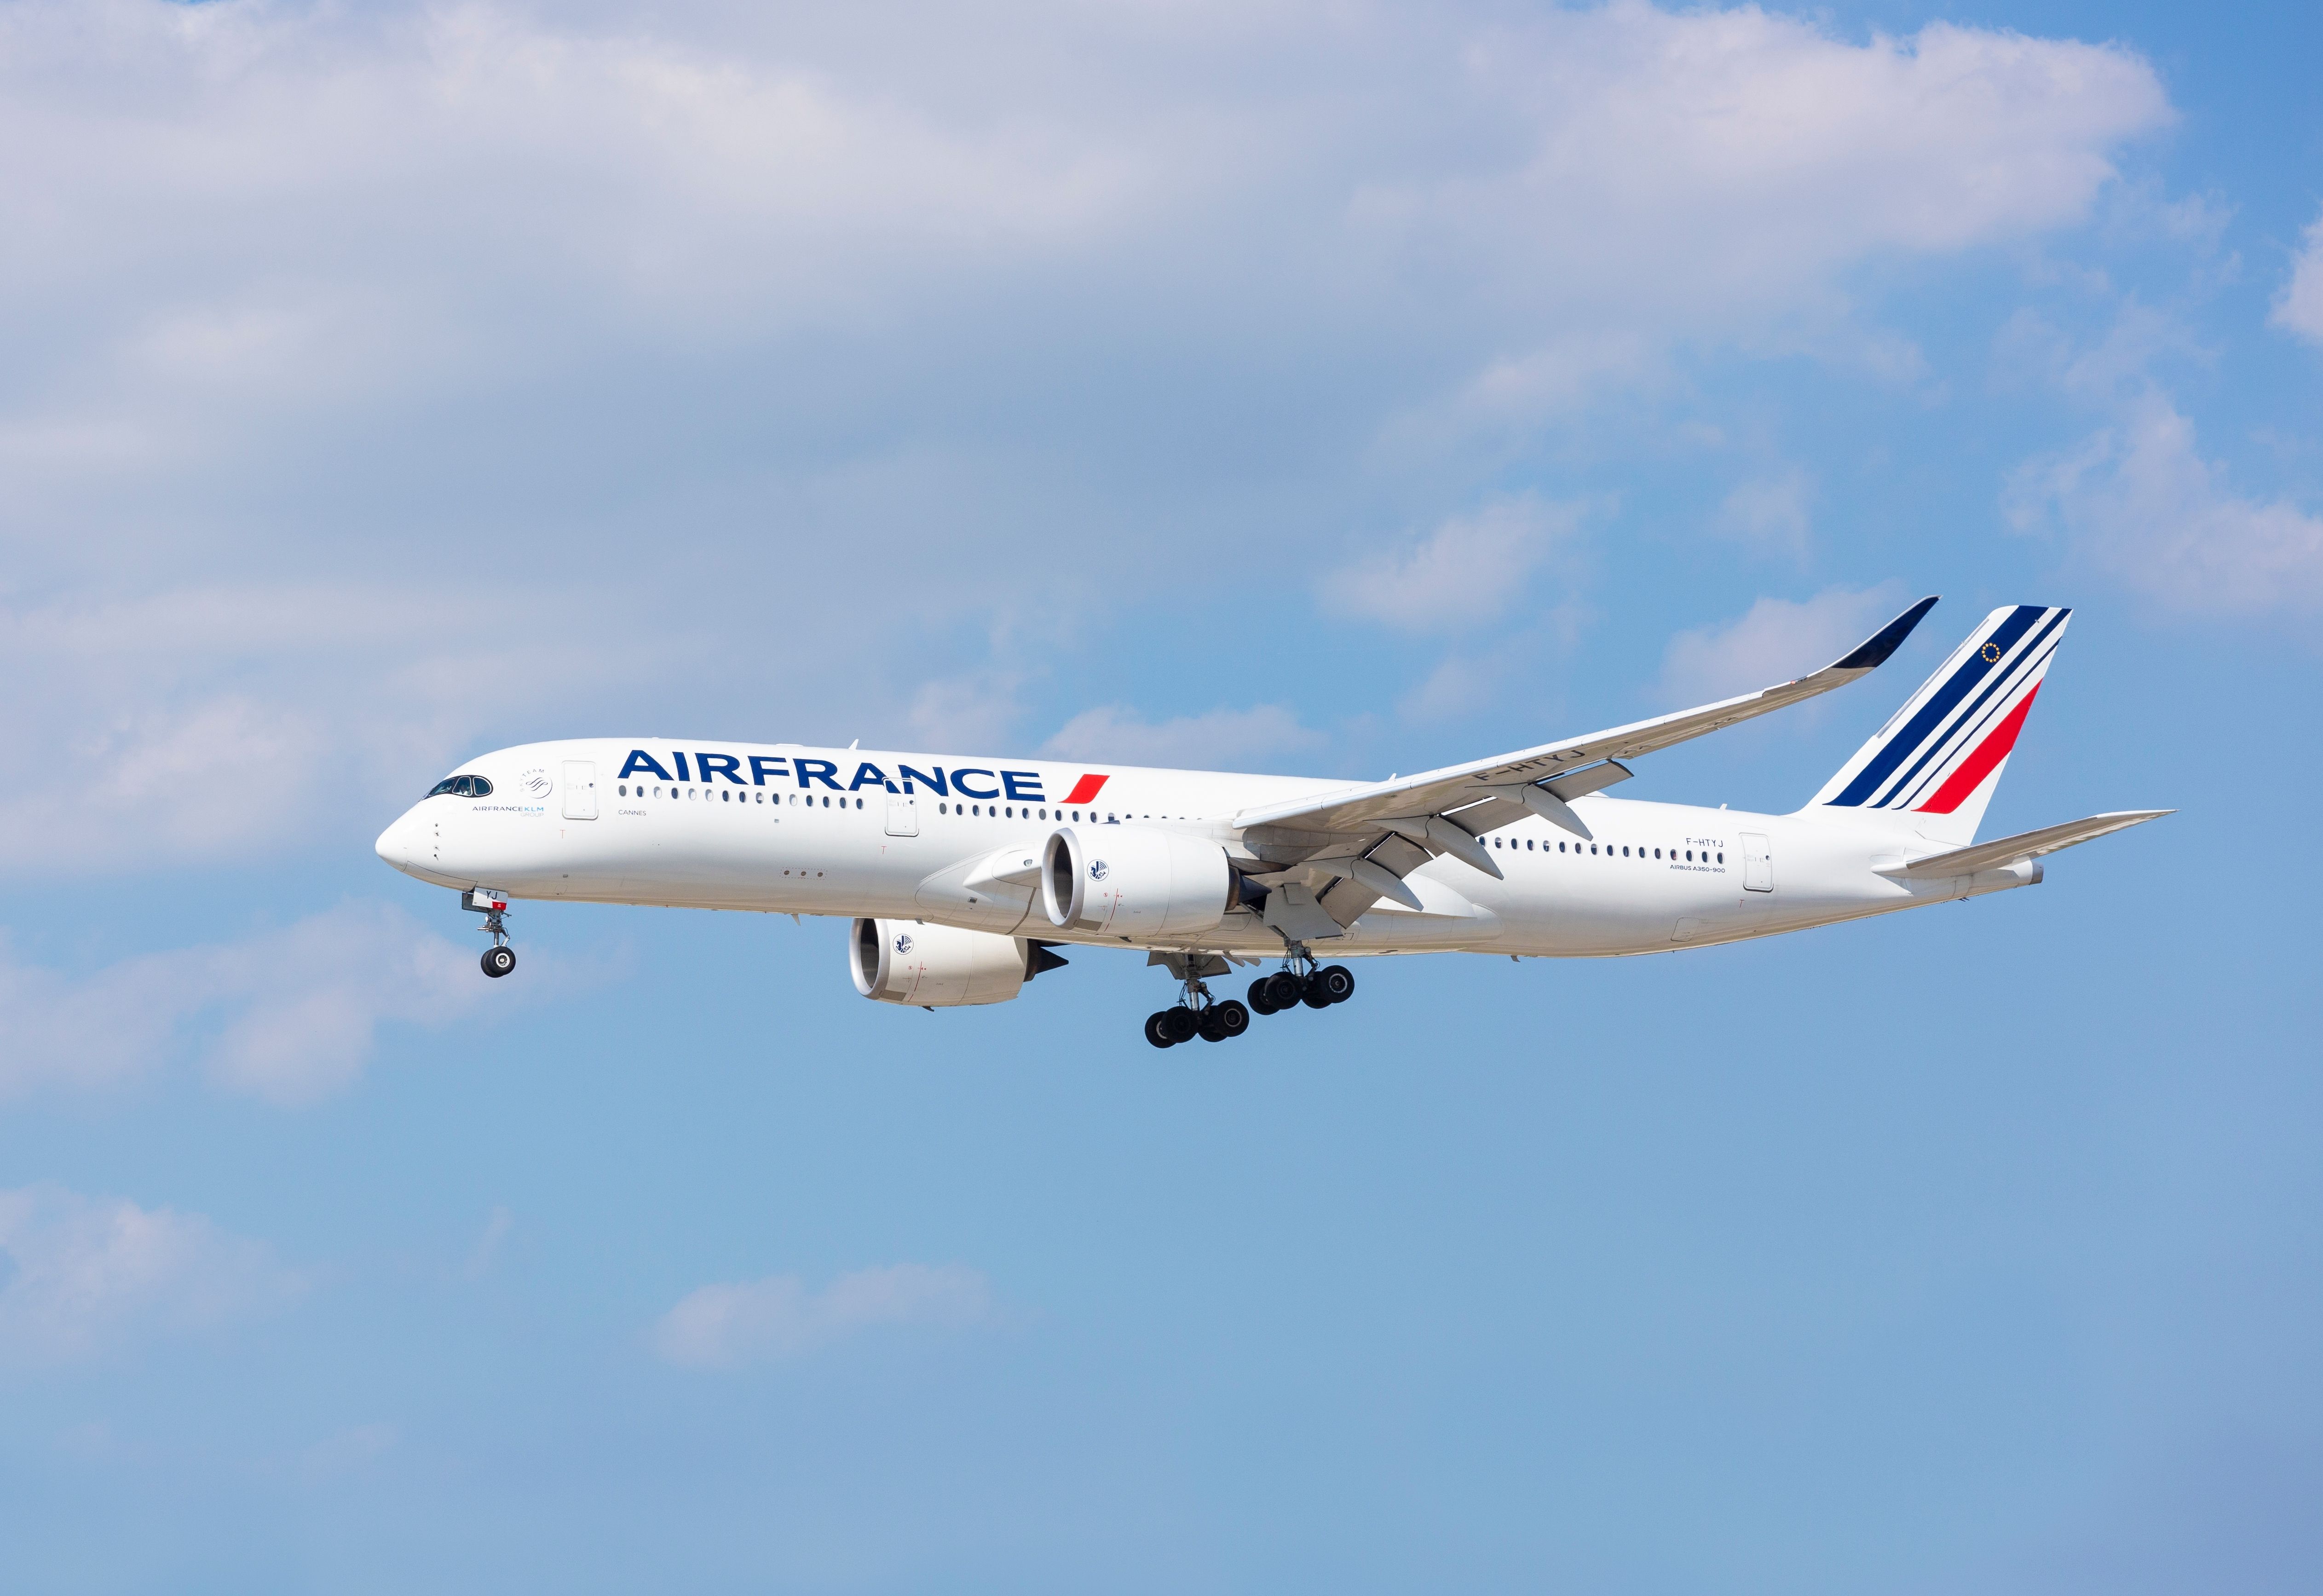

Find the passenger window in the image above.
[{"left": 1717, "top": 852, "right": 1725, "bottom": 863}]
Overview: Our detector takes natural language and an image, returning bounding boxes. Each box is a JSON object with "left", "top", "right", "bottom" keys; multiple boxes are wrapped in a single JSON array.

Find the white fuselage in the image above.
[{"left": 373, "top": 738, "right": 2037, "bottom": 960}]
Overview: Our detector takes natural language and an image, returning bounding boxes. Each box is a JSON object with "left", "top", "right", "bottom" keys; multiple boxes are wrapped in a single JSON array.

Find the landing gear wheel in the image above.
[
  {"left": 1246, "top": 977, "right": 1279, "bottom": 1016},
  {"left": 1261, "top": 971, "right": 1304, "bottom": 1011},
  {"left": 1301, "top": 972, "right": 1334, "bottom": 1008},
  {"left": 1161, "top": 1007, "right": 1201, "bottom": 1045},
  {"left": 1206, "top": 999, "right": 1250, "bottom": 1040},
  {"left": 1145, "top": 1010, "right": 1178, "bottom": 1049},
  {"left": 1315, "top": 964, "right": 1355, "bottom": 1004},
  {"left": 481, "top": 945, "right": 516, "bottom": 979}
]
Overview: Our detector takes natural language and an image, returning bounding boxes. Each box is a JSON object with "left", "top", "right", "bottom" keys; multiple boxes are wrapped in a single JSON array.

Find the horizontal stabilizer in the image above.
[{"left": 1879, "top": 810, "right": 2172, "bottom": 879}]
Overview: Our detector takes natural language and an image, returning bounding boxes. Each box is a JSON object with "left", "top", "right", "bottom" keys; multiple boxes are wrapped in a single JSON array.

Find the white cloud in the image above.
[
  {"left": 905, "top": 672, "right": 1026, "bottom": 754},
  {"left": 0, "top": 582, "right": 633, "bottom": 877},
  {"left": 1041, "top": 704, "right": 1324, "bottom": 772},
  {"left": 0, "top": 0, "right": 2177, "bottom": 882},
  {"left": 2273, "top": 209, "right": 2323, "bottom": 346},
  {"left": 0, "top": 1184, "right": 301, "bottom": 1364},
  {"left": 0, "top": 901, "right": 519, "bottom": 1106},
  {"left": 0, "top": 0, "right": 2168, "bottom": 527},
  {"left": 1658, "top": 584, "right": 1909, "bottom": 707},
  {"left": 1321, "top": 496, "right": 1585, "bottom": 631},
  {"left": 653, "top": 1263, "right": 993, "bottom": 1369},
  {"left": 1715, "top": 468, "right": 1816, "bottom": 561},
  {"left": 2006, "top": 390, "right": 2323, "bottom": 616}
]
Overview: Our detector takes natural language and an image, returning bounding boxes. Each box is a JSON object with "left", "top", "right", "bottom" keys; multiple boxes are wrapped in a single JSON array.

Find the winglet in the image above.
[{"left": 1831, "top": 595, "right": 1939, "bottom": 672}]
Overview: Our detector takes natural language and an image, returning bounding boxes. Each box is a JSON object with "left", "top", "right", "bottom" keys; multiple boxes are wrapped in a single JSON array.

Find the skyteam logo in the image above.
[{"left": 518, "top": 767, "right": 553, "bottom": 799}]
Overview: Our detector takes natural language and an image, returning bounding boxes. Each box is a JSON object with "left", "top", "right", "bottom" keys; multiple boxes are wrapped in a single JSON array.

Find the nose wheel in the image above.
[{"left": 465, "top": 888, "right": 516, "bottom": 979}]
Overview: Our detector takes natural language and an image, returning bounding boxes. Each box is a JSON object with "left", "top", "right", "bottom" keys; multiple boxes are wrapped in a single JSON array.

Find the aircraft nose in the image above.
[{"left": 375, "top": 813, "right": 417, "bottom": 873}]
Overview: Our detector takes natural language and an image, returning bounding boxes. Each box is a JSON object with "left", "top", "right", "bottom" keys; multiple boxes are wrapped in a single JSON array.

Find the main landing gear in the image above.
[
  {"left": 465, "top": 887, "right": 517, "bottom": 979},
  {"left": 1143, "top": 953, "right": 1251, "bottom": 1049},
  {"left": 1245, "top": 961, "right": 1355, "bottom": 1016},
  {"left": 1142, "top": 950, "right": 1355, "bottom": 1046}
]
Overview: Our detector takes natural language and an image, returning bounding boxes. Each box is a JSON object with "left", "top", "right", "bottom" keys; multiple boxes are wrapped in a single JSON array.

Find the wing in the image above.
[
  {"left": 1235, "top": 596, "right": 1939, "bottom": 837},
  {"left": 1228, "top": 596, "right": 1940, "bottom": 939}
]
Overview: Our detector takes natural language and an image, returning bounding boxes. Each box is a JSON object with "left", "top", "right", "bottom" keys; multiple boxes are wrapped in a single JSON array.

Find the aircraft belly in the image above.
[{"left": 1339, "top": 884, "right": 1501, "bottom": 949}]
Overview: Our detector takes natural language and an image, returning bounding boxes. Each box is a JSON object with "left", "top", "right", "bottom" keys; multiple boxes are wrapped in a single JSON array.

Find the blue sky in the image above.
[{"left": 0, "top": 0, "right": 2317, "bottom": 1589}]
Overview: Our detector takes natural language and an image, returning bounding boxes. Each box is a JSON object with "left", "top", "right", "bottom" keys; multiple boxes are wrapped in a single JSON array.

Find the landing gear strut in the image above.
[
  {"left": 465, "top": 887, "right": 516, "bottom": 979},
  {"left": 1144, "top": 953, "right": 1251, "bottom": 1049}
]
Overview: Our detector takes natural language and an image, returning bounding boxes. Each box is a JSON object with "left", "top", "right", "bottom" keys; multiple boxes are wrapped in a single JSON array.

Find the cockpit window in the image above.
[{"left": 427, "top": 774, "right": 493, "bottom": 798}]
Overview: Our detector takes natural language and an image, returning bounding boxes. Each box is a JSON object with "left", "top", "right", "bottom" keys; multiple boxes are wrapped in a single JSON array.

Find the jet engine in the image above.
[
  {"left": 849, "top": 918, "right": 1063, "bottom": 1007},
  {"left": 1040, "top": 824, "right": 1233, "bottom": 938}
]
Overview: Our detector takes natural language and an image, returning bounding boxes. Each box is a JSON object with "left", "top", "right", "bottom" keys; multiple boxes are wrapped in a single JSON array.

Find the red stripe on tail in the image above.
[
  {"left": 1062, "top": 773, "right": 1109, "bottom": 806},
  {"left": 1918, "top": 685, "right": 2040, "bottom": 815}
]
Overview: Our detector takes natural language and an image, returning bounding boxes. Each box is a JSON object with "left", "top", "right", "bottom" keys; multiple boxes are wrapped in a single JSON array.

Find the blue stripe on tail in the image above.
[
  {"left": 1868, "top": 608, "right": 2069, "bottom": 810},
  {"left": 1827, "top": 605, "right": 2046, "bottom": 808}
]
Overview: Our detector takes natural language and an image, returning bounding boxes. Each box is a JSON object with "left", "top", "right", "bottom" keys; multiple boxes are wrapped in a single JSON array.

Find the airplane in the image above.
[{"left": 374, "top": 598, "right": 2167, "bottom": 1047}]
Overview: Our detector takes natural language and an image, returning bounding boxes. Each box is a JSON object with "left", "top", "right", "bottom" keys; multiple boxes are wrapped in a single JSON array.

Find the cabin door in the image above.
[
  {"left": 562, "top": 761, "right": 598, "bottom": 820},
  {"left": 1741, "top": 831, "right": 1773, "bottom": 892},
  {"left": 885, "top": 796, "right": 918, "bottom": 837}
]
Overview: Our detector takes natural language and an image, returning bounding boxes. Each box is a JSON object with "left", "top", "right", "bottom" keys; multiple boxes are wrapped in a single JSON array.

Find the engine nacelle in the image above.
[
  {"left": 850, "top": 918, "right": 1035, "bottom": 1007},
  {"left": 1041, "top": 824, "right": 1232, "bottom": 938}
]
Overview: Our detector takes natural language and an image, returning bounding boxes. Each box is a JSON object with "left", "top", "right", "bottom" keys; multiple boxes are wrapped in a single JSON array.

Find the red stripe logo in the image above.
[
  {"left": 1062, "top": 773, "right": 1109, "bottom": 806},
  {"left": 1918, "top": 686, "right": 2040, "bottom": 815}
]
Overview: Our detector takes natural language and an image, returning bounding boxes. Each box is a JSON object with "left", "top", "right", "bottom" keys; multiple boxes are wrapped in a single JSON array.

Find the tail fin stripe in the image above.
[
  {"left": 1828, "top": 605, "right": 2048, "bottom": 807},
  {"left": 1872, "top": 616, "right": 2067, "bottom": 810},
  {"left": 1917, "top": 683, "right": 2041, "bottom": 814}
]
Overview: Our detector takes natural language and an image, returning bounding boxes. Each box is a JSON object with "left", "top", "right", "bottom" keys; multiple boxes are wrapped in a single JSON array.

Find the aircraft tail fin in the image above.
[{"left": 1804, "top": 604, "right": 2071, "bottom": 846}]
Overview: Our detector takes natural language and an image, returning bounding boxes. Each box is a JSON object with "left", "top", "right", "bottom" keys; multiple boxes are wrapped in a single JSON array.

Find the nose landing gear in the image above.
[{"left": 464, "top": 887, "right": 516, "bottom": 979}]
